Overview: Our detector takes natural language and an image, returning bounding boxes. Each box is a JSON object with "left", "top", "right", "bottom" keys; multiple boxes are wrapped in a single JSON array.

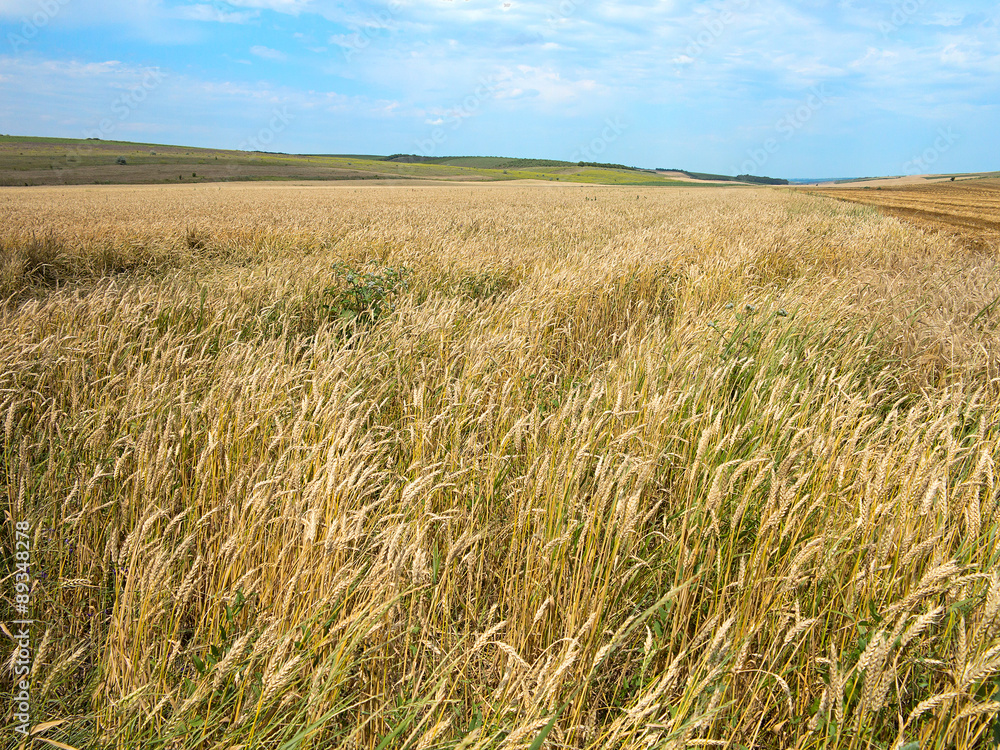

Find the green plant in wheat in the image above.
[
  {"left": 708, "top": 302, "right": 791, "bottom": 360},
  {"left": 322, "top": 261, "right": 412, "bottom": 328}
]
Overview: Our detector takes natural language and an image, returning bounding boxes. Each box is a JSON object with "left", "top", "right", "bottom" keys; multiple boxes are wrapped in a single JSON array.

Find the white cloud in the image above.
[
  {"left": 38, "top": 59, "right": 144, "bottom": 78},
  {"left": 0, "top": 53, "right": 401, "bottom": 130},
  {"left": 0, "top": 56, "right": 158, "bottom": 78},
  {"left": 923, "top": 13, "right": 965, "bottom": 27},
  {"left": 493, "top": 65, "right": 601, "bottom": 105},
  {"left": 940, "top": 43, "right": 969, "bottom": 65},
  {"left": 0, "top": 0, "right": 47, "bottom": 17},
  {"left": 250, "top": 45, "right": 287, "bottom": 61},
  {"left": 328, "top": 34, "right": 356, "bottom": 48},
  {"left": 173, "top": 4, "right": 257, "bottom": 23},
  {"left": 226, "top": 0, "right": 311, "bottom": 14},
  {"left": 787, "top": 61, "right": 846, "bottom": 78},
  {"left": 849, "top": 46, "right": 899, "bottom": 68}
]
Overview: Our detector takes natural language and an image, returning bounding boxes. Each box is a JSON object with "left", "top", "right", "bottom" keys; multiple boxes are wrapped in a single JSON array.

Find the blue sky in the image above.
[{"left": 0, "top": 0, "right": 998, "bottom": 178}]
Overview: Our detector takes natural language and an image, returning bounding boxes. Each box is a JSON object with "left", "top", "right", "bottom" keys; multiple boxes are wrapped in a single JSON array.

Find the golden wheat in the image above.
[{"left": 1, "top": 182, "right": 998, "bottom": 749}]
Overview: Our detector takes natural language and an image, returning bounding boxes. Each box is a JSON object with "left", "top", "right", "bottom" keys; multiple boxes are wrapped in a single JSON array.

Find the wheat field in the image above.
[
  {"left": 2, "top": 182, "right": 999, "bottom": 749},
  {"left": 812, "top": 179, "right": 1000, "bottom": 250}
]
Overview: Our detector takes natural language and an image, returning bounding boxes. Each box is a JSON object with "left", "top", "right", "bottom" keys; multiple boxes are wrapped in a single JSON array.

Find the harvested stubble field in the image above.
[
  {"left": 1, "top": 182, "right": 999, "bottom": 749},
  {"left": 812, "top": 179, "right": 1000, "bottom": 250}
]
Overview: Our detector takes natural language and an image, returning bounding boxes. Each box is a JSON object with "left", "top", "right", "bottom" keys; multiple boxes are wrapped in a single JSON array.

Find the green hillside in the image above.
[{"left": 0, "top": 135, "right": 742, "bottom": 187}]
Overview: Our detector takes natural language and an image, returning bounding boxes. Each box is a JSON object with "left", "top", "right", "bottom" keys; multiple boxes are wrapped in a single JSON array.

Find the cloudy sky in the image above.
[{"left": 1, "top": 0, "right": 998, "bottom": 178}]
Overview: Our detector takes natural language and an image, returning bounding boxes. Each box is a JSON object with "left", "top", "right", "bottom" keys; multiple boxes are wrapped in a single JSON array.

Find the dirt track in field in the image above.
[{"left": 811, "top": 178, "right": 1000, "bottom": 248}]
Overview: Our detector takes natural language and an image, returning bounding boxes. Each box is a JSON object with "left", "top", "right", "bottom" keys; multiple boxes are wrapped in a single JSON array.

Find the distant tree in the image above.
[
  {"left": 577, "top": 161, "right": 641, "bottom": 171},
  {"left": 736, "top": 174, "right": 789, "bottom": 186}
]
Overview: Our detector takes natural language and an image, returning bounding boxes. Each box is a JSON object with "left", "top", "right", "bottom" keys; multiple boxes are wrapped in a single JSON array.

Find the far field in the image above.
[
  {"left": 1, "top": 181, "right": 998, "bottom": 749},
  {"left": 0, "top": 135, "right": 710, "bottom": 187},
  {"left": 811, "top": 178, "right": 1000, "bottom": 248}
]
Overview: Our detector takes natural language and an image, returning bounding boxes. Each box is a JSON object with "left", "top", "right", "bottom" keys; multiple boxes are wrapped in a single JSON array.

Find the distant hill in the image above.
[
  {"left": 659, "top": 168, "right": 789, "bottom": 185},
  {"left": 0, "top": 135, "right": 779, "bottom": 188},
  {"left": 381, "top": 155, "right": 577, "bottom": 169},
  {"left": 380, "top": 155, "right": 663, "bottom": 174}
]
